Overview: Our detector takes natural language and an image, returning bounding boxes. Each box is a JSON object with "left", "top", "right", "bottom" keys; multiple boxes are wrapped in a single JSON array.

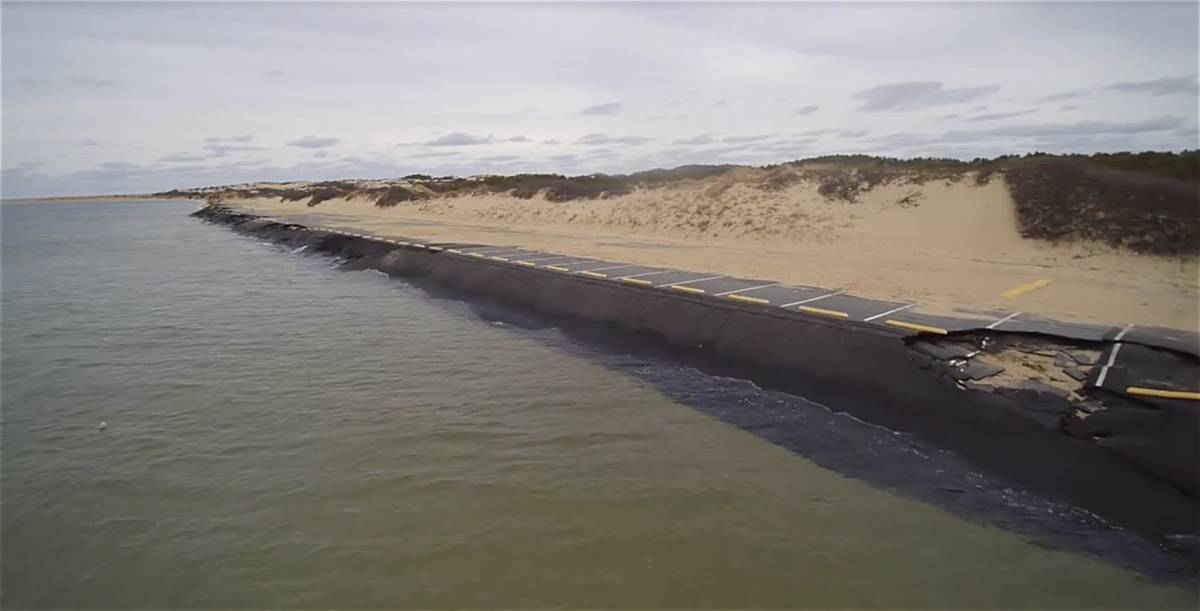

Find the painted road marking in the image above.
[
  {"left": 578, "top": 263, "right": 639, "bottom": 273},
  {"left": 780, "top": 292, "right": 842, "bottom": 308},
  {"left": 1126, "top": 387, "right": 1200, "bottom": 401},
  {"left": 986, "top": 311, "right": 1022, "bottom": 329},
  {"left": 863, "top": 303, "right": 916, "bottom": 322},
  {"left": 666, "top": 275, "right": 723, "bottom": 288},
  {"left": 726, "top": 294, "right": 770, "bottom": 305},
  {"left": 462, "top": 246, "right": 513, "bottom": 255},
  {"left": 798, "top": 305, "right": 849, "bottom": 318},
  {"left": 1114, "top": 323, "right": 1135, "bottom": 341},
  {"left": 616, "top": 270, "right": 674, "bottom": 280},
  {"left": 1002, "top": 278, "right": 1052, "bottom": 299},
  {"left": 1094, "top": 343, "right": 1123, "bottom": 388},
  {"left": 513, "top": 254, "right": 572, "bottom": 264},
  {"left": 715, "top": 283, "right": 778, "bottom": 297},
  {"left": 356, "top": 242, "right": 1178, "bottom": 363},
  {"left": 885, "top": 320, "right": 949, "bottom": 335}
]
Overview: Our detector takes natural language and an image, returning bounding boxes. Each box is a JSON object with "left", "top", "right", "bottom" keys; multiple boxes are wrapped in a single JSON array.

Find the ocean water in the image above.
[{"left": 0, "top": 199, "right": 1190, "bottom": 609}]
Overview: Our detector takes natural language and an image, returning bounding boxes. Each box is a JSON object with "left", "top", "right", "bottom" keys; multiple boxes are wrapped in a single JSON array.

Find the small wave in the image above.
[{"left": 291, "top": 245, "right": 309, "bottom": 254}]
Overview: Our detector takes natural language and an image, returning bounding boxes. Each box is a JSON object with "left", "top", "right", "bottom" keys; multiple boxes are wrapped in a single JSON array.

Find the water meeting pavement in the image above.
[{"left": 199, "top": 208, "right": 1200, "bottom": 559}]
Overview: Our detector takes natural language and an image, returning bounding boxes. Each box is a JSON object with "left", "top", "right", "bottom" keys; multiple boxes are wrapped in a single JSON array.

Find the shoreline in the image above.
[{"left": 192, "top": 202, "right": 1199, "bottom": 585}]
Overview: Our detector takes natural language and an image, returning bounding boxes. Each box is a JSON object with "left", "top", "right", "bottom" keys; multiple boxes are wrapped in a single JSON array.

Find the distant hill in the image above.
[{"left": 166, "top": 151, "right": 1200, "bottom": 256}]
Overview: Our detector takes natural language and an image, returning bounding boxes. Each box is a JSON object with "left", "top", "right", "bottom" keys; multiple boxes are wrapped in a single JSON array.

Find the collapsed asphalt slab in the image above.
[{"left": 193, "top": 204, "right": 1200, "bottom": 564}]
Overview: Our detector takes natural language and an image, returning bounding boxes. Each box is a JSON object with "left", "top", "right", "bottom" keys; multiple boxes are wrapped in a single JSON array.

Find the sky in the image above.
[{"left": 2, "top": 1, "right": 1198, "bottom": 198}]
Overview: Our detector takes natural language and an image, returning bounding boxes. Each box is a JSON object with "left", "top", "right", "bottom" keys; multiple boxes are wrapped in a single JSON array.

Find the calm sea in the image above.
[{"left": 0, "top": 200, "right": 1189, "bottom": 608}]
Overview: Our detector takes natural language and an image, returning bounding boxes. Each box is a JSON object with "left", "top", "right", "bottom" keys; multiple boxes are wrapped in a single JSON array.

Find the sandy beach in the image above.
[{"left": 222, "top": 174, "right": 1199, "bottom": 330}]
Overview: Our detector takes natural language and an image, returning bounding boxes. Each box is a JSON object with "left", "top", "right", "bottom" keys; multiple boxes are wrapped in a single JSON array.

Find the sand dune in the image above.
[{"left": 224, "top": 173, "right": 1198, "bottom": 330}]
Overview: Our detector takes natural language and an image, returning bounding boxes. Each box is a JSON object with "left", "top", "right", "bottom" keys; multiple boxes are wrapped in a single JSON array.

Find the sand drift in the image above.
[{"left": 193, "top": 203, "right": 1198, "bottom": 557}]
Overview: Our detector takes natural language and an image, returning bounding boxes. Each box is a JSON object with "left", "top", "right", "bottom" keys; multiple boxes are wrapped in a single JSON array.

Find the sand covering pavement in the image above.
[{"left": 226, "top": 174, "right": 1198, "bottom": 330}]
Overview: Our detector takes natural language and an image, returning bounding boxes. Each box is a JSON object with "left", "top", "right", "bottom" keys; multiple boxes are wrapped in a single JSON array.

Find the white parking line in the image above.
[
  {"left": 714, "top": 282, "right": 777, "bottom": 297},
  {"left": 576, "top": 263, "right": 640, "bottom": 273},
  {"left": 1114, "top": 323, "right": 1135, "bottom": 341},
  {"left": 462, "top": 246, "right": 516, "bottom": 255},
  {"left": 512, "top": 254, "right": 574, "bottom": 264},
  {"left": 1095, "top": 343, "right": 1124, "bottom": 388},
  {"left": 615, "top": 270, "right": 674, "bottom": 280},
  {"left": 779, "top": 291, "right": 842, "bottom": 308},
  {"left": 665, "top": 275, "right": 724, "bottom": 287},
  {"left": 985, "top": 311, "right": 1021, "bottom": 330},
  {"left": 863, "top": 303, "right": 916, "bottom": 322}
]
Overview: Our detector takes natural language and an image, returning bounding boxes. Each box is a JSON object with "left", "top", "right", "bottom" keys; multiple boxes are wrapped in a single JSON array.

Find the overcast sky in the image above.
[{"left": 2, "top": 1, "right": 1197, "bottom": 197}]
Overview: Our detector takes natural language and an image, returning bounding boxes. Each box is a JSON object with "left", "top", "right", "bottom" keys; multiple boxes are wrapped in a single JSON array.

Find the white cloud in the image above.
[
  {"left": 580, "top": 102, "right": 623, "bottom": 115},
  {"left": 673, "top": 134, "right": 715, "bottom": 145},
  {"left": 963, "top": 109, "right": 1037, "bottom": 122},
  {"left": 68, "top": 76, "right": 117, "bottom": 88},
  {"left": 1106, "top": 75, "right": 1199, "bottom": 97},
  {"left": 423, "top": 133, "right": 494, "bottom": 147},
  {"left": 722, "top": 134, "right": 771, "bottom": 144},
  {"left": 0, "top": 1, "right": 1196, "bottom": 197},
  {"left": 159, "top": 152, "right": 207, "bottom": 163},
  {"left": 852, "top": 81, "right": 1001, "bottom": 112},
  {"left": 576, "top": 133, "right": 652, "bottom": 146},
  {"left": 286, "top": 135, "right": 340, "bottom": 149}
]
